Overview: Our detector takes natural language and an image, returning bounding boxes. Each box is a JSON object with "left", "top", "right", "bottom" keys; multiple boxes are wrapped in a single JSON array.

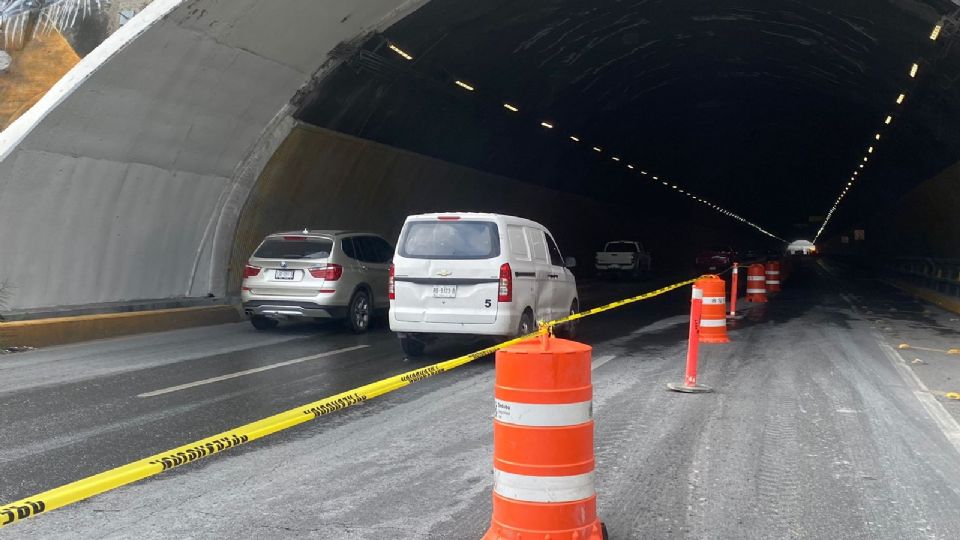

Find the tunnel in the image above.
[
  {"left": 1, "top": 0, "right": 959, "bottom": 314},
  {"left": 3, "top": 1, "right": 960, "bottom": 537}
]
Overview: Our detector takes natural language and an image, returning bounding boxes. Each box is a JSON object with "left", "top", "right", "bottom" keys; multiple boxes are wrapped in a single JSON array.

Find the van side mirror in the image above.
[{"left": 564, "top": 256, "right": 577, "bottom": 268}]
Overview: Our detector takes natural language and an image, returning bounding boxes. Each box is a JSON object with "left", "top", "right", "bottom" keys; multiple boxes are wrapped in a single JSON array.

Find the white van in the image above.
[{"left": 389, "top": 213, "right": 579, "bottom": 356}]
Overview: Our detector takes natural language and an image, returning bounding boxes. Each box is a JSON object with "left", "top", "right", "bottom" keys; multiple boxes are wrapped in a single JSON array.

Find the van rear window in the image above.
[
  {"left": 254, "top": 238, "right": 332, "bottom": 259},
  {"left": 400, "top": 221, "right": 500, "bottom": 259}
]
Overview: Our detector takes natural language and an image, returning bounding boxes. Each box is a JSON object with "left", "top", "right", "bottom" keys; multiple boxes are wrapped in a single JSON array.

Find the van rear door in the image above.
[{"left": 393, "top": 219, "right": 501, "bottom": 324}]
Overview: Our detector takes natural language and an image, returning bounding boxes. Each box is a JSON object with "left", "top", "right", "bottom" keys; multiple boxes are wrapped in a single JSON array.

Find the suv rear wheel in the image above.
[
  {"left": 555, "top": 300, "right": 579, "bottom": 339},
  {"left": 250, "top": 315, "right": 278, "bottom": 331},
  {"left": 345, "top": 290, "right": 371, "bottom": 333}
]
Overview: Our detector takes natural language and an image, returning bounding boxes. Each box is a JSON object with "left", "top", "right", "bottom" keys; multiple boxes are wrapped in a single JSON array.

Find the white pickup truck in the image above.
[{"left": 595, "top": 241, "right": 652, "bottom": 278}]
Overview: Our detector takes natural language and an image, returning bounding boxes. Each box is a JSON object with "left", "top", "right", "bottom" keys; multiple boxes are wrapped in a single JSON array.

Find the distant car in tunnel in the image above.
[
  {"left": 695, "top": 246, "right": 738, "bottom": 274},
  {"left": 389, "top": 213, "right": 579, "bottom": 357},
  {"left": 241, "top": 230, "right": 394, "bottom": 333}
]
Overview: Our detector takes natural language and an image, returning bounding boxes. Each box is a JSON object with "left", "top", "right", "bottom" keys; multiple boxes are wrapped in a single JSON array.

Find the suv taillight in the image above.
[
  {"left": 498, "top": 263, "right": 512, "bottom": 302},
  {"left": 243, "top": 264, "right": 261, "bottom": 278},
  {"left": 389, "top": 264, "right": 396, "bottom": 300},
  {"left": 308, "top": 264, "right": 343, "bottom": 281}
]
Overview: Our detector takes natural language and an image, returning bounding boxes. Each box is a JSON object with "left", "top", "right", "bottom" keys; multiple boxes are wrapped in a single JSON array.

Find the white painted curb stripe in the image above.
[
  {"left": 494, "top": 470, "right": 595, "bottom": 503},
  {"left": 700, "top": 319, "right": 727, "bottom": 327},
  {"left": 495, "top": 400, "right": 592, "bottom": 426},
  {"left": 702, "top": 296, "right": 725, "bottom": 305}
]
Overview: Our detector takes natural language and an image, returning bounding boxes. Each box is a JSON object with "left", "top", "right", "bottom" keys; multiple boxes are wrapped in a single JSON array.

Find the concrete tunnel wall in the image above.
[
  {"left": 227, "top": 124, "right": 749, "bottom": 295},
  {"left": 870, "top": 160, "right": 960, "bottom": 259},
  {"left": 0, "top": 0, "right": 427, "bottom": 314}
]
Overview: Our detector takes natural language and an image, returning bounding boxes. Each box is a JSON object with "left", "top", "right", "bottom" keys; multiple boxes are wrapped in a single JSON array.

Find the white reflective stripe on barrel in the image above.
[
  {"left": 766, "top": 280, "right": 781, "bottom": 284},
  {"left": 747, "top": 276, "right": 765, "bottom": 281},
  {"left": 765, "top": 270, "right": 780, "bottom": 275},
  {"left": 702, "top": 296, "right": 725, "bottom": 305},
  {"left": 747, "top": 288, "right": 766, "bottom": 293},
  {"left": 494, "top": 470, "right": 595, "bottom": 503},
  {"left": 495, "top": 400, "right": 592, "bottom": 427},
  {"left": 700, "top": 318, "right": 727, "bottom": 327}
]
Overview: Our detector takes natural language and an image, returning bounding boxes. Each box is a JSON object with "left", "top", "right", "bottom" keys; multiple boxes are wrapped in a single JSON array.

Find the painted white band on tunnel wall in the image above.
[
  {"left": 702, "top": 296, "right": 725, "bottom": 305},
  {"left": 494, "top": 470, "right": 595, "bottom": 503},
  {"left": 700, "top": 319, "right": 727, "bottom": 327},
  {"left": 495, "top": 400, "right": 592, "bottom": 427},
  {"left": 747, "top": 288, "right": 766, "bottom": 293}
]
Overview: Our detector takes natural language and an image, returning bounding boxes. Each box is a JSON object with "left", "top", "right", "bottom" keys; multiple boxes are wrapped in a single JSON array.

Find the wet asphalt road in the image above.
[{"left": 3, "top": 260, "right": 960, "bottom": 538}]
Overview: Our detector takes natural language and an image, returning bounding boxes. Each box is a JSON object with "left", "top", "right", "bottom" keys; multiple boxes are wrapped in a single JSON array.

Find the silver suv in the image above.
[{"left": 241, "top": 230, "right": 394, "bottom": 333}]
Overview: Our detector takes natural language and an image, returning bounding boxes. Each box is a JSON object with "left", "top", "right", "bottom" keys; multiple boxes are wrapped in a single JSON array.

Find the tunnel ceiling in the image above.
[{"left": 297, "top": 0, "right": 960, "bottom": 241}]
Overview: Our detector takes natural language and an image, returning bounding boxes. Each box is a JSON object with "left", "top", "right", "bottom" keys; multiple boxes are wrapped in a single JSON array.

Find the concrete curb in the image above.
[
  {"left": 0, "top": 305, "right": 242, "bottom": 349},
  {"left": 882, "top": 278, "right": 960, "bottom": 315}
]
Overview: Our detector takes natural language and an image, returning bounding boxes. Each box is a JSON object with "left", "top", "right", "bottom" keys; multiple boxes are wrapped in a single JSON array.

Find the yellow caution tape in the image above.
[{"left": 0, "top": 277, "right": 696, "bottom": 528}]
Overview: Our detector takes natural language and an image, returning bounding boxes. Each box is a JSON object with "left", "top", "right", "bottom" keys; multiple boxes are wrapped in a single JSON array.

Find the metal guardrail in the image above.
[{"left": 886, "top": 257, "right": 960, "bottom": 298}]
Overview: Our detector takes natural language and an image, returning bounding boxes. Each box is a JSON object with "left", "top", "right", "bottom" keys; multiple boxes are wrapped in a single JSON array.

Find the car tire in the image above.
[
  {"left": 400, "top": 336, "right": 425, "bottom": 357},
  {"left": 250, "top": 315, "right": 278, "bottom": 331},
  {"left": 345, "top": 290, "right": 371, "bottom": 334},
  {"left": 555, "top": 300, "right": 579, "bottom": 339},
  {"left": 517, "top": 309, "right": 535, "bottom": 337}
]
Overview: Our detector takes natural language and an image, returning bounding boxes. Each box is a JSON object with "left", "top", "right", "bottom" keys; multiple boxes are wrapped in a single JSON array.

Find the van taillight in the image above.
[
  {"left": 498, "top": 263, "right": 512, "bottom": 302},
  {"left": 308, "top": 264, "right": 343, "bottom": 281},
  {"left": 389, "top": 264, "right": 396, "bottom": 300},
  {"left": 243, "top": 264, "right": 261, "bottom": 278}
]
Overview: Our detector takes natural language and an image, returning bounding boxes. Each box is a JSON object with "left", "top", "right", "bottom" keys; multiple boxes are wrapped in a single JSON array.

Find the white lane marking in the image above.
[
  {"left": 914, "top": 392, "right": 960, "bottom": 453},
  {"left": 592, "top": 354, "right": 616, "bottom": 371},
  {"left": 838, "top": 291, "right": 960, "bottom": 456},
  {"left": 138, "top": 345, "right": 369, "bottom": 398}
]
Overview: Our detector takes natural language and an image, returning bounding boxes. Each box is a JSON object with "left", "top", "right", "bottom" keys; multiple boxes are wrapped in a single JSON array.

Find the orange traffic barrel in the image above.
[
  {"left": 484, "top": 337, "right": 606, "bottom": 540},
  {"left": 695, "top": 275, "right": 730, "bottom": 343},
  {"left": 746, "top": 263, "right": 768, "bottom": 303},
  {"left": 765, "top": 261, "right": 782, "bottom": 293}
]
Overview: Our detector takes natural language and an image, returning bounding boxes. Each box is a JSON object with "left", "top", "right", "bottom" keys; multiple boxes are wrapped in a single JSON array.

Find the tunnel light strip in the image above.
[
  {"left": 388, "top": 44, "right": 414, "bottom": 61},
  {"left": 381, "top": 39, "right": 783, "bottom": 241},
  {"left": 814, "top": 33, "right": 936, "bottom": 244}
]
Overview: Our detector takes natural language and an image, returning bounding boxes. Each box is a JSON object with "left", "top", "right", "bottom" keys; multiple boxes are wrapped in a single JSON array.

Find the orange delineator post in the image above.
[
  {"left": 746, "top": 263, "right": 768, "bottom": 303},
  {"left": 765, "top": 260, "right": 782, "bottom": 293},
  {"left": 667, "top": 285, "right": 713, "bottom": 393},
  {"left": 484, "top": 337, "right": 606, "bottom": 540},
  {"left": 696, "top": 275, "right": 730, "bottom": 343},
  {"left": 728, "top": 262, "right": 739, "bottom": 318}
]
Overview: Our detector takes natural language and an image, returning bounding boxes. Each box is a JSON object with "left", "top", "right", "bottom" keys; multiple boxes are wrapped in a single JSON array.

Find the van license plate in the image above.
[
  {"left": 275, "top": 270, "right": 295, "bottom": 280},
  {"left": 432, "top": 285, "right": 457, "bottom": 298}
]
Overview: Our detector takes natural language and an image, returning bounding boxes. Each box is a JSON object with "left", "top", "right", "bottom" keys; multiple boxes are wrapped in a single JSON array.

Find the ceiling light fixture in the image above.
[
  {"left": 388, "top": 44, "right": 414, "bottom": 60},
  {"left": 541, "top": 121, "right": 554, "bottom": 129},
  {"left": 455, "top": 80, "right": 475, "bottom": 91},
  {"left": 896, "top": 93, "right": 906, "bottom": 104},
  {"left": 910, "top": 63, "right": 919, "bottom": 78},
  {"left": 570, "top": 136, "right": 580, "bottom": 142},
  {"left": 503, "top": 103, "right": 519, "bottom": 112}
]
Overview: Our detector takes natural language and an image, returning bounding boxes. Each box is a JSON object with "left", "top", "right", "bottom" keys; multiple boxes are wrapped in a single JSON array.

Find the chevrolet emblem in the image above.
[{"left": 436, "top": 270, "right": 453, "bottom": 277}]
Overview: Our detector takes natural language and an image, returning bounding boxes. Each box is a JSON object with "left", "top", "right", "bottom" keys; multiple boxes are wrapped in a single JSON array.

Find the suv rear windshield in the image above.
[
  {"left": 254, "top": 237, "right": 333, "bottom": 259},
  {"left": 606, "top": 242, "right": 638, "bottom": 252},
  {"left": 399, "top": 221, "right": 500, "bottom": 260}
]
